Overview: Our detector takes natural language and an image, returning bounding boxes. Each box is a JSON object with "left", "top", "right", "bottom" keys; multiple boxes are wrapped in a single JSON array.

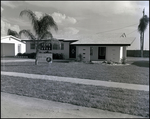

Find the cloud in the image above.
[
  {"left": 25, "top": 1, "right": 149, "bottom": 16},
  {"left": 1, "top": 1, "right": 16, "bottom": 9},
  {"left": 10, "top": 18, "right": 31, "bottom": 27},
  {"left": 63, "top": 27, "right": 79, "bottom": 35},
  {"left": 34, "top": 11, "right": 77, "bottom": 25},
  {"left": 34, "top": 11, "right": 43, "bottom": 19},
  {"left": 1, "top": 19, "right": 20, "bottom": 36},
  {"left": 51, "top": 12, "right": 77, "bottom": 24},
  {"left": 52, "top": 27, "right": 79, "bottom": 38}
]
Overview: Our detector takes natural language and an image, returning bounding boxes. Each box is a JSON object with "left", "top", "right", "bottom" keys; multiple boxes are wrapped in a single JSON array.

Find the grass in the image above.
[
  {"left": 1, "top": 75, "right": 149, "bottom": 117},
  {"left": 1, "top": 57, "right": 149, "bottom": 85}
]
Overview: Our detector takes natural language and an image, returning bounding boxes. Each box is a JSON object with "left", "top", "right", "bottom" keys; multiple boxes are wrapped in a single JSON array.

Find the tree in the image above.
[
  {"left": 7, "top": 29, "right": 19, "bottom": 38},
  {"left": 19, "top": 9, "right": 58, "bottom": 65},
  {"left": 138, "top": 9, "right": 149, "bottom": 57}
]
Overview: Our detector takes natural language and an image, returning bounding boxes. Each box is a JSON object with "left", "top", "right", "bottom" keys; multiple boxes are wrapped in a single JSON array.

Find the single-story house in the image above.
[
  {"left": 22, "top": 36, "right": 135, "bottom": 63},
  {"left": 71, "top": 37, "right": 136, "bottom": 63},
  {"left": 1, "top": 35, "right": 26, "bottom": 57}
]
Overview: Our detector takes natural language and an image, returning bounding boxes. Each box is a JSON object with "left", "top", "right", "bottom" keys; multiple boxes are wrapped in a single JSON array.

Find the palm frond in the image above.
[
  {"left": 20, "top": 9, "right": 39, "bottom": 35},
  {"left": 19, "top": 30, "right": 36, "bottom": 40},
  {"left": 40, "top": 31, "right": 53, "bottom": 40},
  {"left": 7, "top": 29, "right": 19, "bottom": 38},
  {"left": 138, "top": 15, "right": 149, "bottom": 33},
  {"left": 39, "top": 14, "right": 58, "bottom": 34}
]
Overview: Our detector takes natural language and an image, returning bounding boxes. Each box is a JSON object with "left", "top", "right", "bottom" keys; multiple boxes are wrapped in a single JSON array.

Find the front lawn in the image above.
[
  {"left": 1, "top": 75, "right": 149, "bottom": 117},
  {"left": 1, "top": 58, "right": 149, "bottom": 85}
]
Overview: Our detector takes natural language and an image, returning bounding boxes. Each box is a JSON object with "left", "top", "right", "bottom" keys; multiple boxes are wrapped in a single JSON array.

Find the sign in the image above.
[{"left": 38, "top": 53, "right": 53, "bottom": 63}]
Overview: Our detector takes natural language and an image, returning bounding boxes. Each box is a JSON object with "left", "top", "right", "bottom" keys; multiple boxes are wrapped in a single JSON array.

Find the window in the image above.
[
  {"left": 30, "top": 43, "right": 35, "bottom": 49},
  {"left": 53, "top": 43, "right": 59, "bottom": 50},
  {"left": 40, "top": 43, "right": 52, "bottom": 50},
  {"left": 53, "top": 43, "right": 62, "bottom": 50}
]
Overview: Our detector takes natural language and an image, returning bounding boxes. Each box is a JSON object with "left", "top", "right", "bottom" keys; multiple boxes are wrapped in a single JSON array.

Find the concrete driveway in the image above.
[{"left": 1, "top": 92, "right": 142, "bottom": 118}]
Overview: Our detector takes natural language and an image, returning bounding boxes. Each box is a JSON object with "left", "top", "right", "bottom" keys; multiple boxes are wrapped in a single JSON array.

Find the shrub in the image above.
[
  {"left": 28, "top": 53, "right": 36, "bottom": 59},
  {"left": 17, "top": 53, "right": 22, "bottom": 56},
  {"left": 53, "top": 53, "right": 64, "bottom": 59},
  {"left": 121, "top": 58, "right": 126, "bottom": 64},
  {"left": 77, "top": 54, "right": 82, "bottom": 62}
]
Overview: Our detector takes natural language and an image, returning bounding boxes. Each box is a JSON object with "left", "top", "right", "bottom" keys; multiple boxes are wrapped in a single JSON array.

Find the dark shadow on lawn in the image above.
[{"left": 131, "top": 61, "right": 149, "bottom": 68}]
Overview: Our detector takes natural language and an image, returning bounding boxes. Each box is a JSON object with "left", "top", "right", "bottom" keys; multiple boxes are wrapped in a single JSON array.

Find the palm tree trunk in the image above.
[
  {"left": 140, "top": 32, "right": 144, "bottom": 57},
  {"left": 35, "top": 42, "right": 39, "bottom": 65},
  {"left": 142, "top": 31, "right": 144, "bottom": 57},
  {"left": 140, "top": 32, "right": 143, "bottom": 57},
  {"left": 35, "top": 49, "right": 39, "bottom": 65}
]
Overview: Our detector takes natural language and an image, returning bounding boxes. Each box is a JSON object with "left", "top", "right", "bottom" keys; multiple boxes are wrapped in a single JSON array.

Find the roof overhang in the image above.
[
  {"left": 22, "top": 39, "right": 78, "bottom": 43},
  {"left": 71, "top": 44, "right": 131, "bottom": 46},
  {"left": 1, "top": 35, "right": 26, "bottom": 44},
  {"left": 71, "top": 37, "right": 136, "bottom": 46}
]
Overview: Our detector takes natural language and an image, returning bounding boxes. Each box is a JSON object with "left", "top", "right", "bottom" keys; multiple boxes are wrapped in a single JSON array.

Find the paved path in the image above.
[
  {"left": 1, "top": 59, "right": 34, "bottom": 62},
  {"left": 1, "top": 71, "right": 149, "bottom": 91},
  {"left": 1, "top": 92, "right": 143, "bottom": 118}
]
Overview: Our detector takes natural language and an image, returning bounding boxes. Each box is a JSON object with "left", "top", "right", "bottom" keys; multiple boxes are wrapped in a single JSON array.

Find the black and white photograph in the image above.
[{"left": 1, "top": 1, "right": 149, "bottom": 118}]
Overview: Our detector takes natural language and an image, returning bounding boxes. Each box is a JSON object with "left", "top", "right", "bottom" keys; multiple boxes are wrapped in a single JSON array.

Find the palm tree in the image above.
[
  {"left": 7, "top": 29, "right": 19, "bottom": 38},
  {"left": 138, "top": 9, "right": 149, "bottom": 57},
  {"left": 19, "top": 9, "right": 58, "bottom": 65}
]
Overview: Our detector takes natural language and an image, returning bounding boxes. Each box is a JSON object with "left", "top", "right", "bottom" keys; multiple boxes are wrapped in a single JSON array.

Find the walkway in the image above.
[
  {"left": 1, "top": 92, "right": 142, "bottom": 118},
  {"left": 1, "top": 59, "right": 34, "bottom": 62},
  {"left": 1, "top": 71, "right": 149, "bottom": 91}
]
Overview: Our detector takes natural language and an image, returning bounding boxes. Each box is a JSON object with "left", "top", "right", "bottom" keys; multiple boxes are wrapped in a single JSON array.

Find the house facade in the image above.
[
  {"left": 1, "top": 35, "right": 26, "bottom": 57},
  {"left": 72, "top": 37, "right": 135, "bottom": 63},
  {"left": 23, "top": 37, "right": 135, "bottom": 63},
  {"left": 75, "top": 46, "right": 126, "bottom": 63},
  {"left": 23, "top": 39, "right": 77, "bottom": 59}
]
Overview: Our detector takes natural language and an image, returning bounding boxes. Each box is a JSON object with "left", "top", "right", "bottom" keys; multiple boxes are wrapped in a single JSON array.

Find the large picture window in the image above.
[
  {"left": 40, "top": 43, "right": 52, "bottom": 50},
  {"left": 53, "top": 43, "right": 64, "bottom": 50}
]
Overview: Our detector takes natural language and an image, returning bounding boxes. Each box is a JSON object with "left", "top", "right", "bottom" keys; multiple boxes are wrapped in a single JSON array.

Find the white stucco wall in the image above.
[
  {"left": 76, "top": 46, "right": 90, "bottom": 61},
  {"left": 120, "top": 46, "right": 123, "bottom": 60},
  {"left": 106, "top": 46, "right": 121, "bottom": 63},
  {"left": 1, "top": 37, "right": 26, "bottom": 56},
  {"left": 76, "top": 46, "right": 123, "bottom": 63}
]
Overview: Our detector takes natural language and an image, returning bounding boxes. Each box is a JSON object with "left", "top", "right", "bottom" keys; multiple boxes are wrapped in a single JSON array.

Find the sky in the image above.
[{"left": 1, "top": 1, "right": 149, "bottom": 50}]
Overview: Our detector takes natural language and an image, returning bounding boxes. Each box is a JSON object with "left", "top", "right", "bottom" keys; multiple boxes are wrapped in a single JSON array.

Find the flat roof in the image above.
[{"left": 22, "top": 39, "right": 78, "bottom": 42}]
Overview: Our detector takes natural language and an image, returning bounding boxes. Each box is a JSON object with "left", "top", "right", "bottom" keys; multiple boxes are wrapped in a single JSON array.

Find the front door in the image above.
[
  {"left": 98, "top": 47, "right": 106, "bottom": 59},
  {"left": 69, "top": 45, "right": 76, "bottom": 58}
]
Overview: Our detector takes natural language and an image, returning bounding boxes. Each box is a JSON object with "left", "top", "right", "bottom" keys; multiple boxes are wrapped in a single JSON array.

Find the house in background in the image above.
[
  {"left": 1, "top": 35, "right": 26, "bottom": 57},
  {"left": 23, "top": 36, "right": 135, "bottom": 63}
]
